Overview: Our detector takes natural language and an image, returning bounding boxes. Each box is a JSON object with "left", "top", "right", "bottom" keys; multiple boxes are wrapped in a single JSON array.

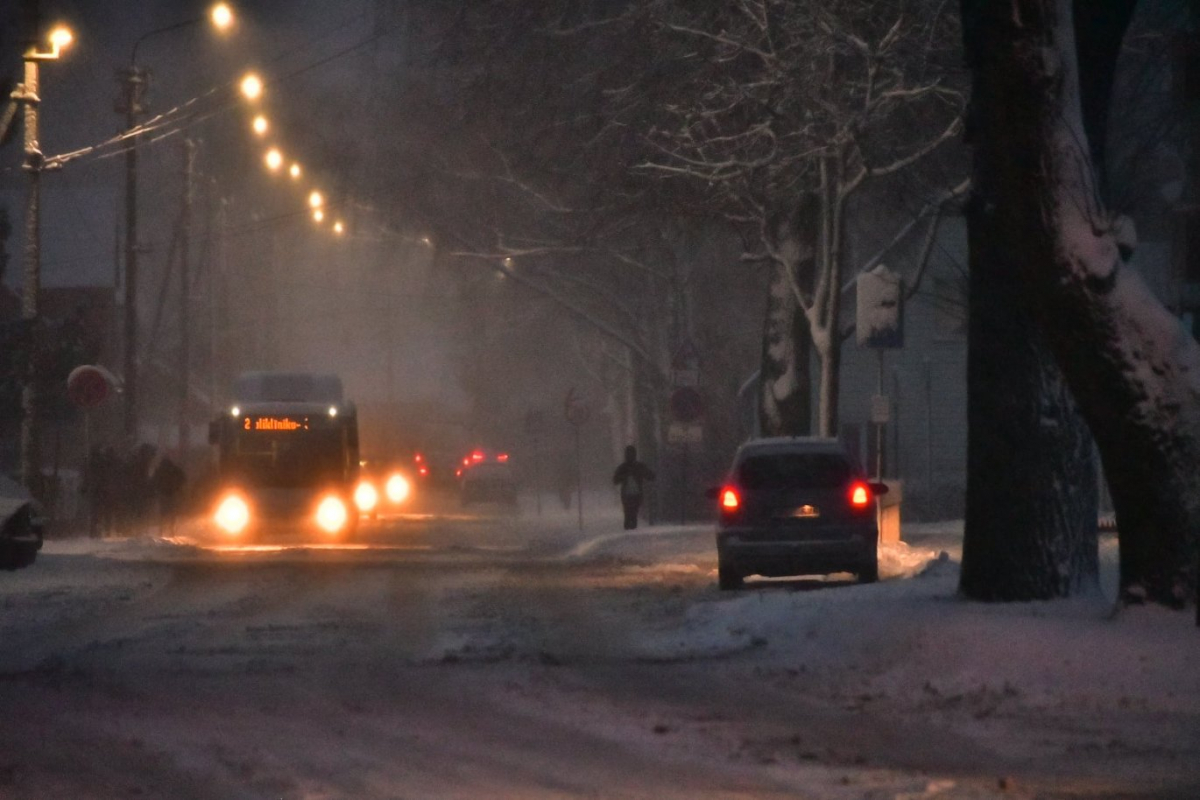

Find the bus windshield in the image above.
[{"left": 225, "top": 426, "right": 349, "bottom": 489}]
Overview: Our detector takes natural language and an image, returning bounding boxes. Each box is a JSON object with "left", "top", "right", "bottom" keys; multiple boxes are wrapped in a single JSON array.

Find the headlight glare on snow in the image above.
[
  {"left": 315, "top": 496, "right": 348, "bottom": 533},
  {"left": 354, "top": 481, "right": 378, "bottom": 513},
  {"left": 215, "top": 494, "right": 251, "bottom": 534},
  {"left": 385, "top": 473, "right": 410, "bottom": 504}
]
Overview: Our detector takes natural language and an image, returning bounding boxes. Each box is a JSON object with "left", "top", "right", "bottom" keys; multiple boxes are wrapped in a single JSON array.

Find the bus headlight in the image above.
[
  {"left": 354, "top": 481, "right": 379, "bottom": 513},
  {"left": 316, "top": 496, "right": 348, "bottom": 533},
  {"left": 385, "top": 473, "right": 410, "bottom": 504},
  {"left": 215, "top": 495, "right": 251, "bottom": 534}
]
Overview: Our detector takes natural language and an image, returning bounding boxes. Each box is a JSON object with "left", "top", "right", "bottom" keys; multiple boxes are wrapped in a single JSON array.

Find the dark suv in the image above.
[{"left": 712, "top": 438, "right": 886, "bottom": 590}]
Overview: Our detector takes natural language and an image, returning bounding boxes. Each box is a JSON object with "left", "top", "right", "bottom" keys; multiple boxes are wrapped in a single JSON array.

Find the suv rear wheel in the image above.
[
  {"left": 858, "top": 557, "right": 879, "bottom": 584},
  {"left": 718, "top": 557, "right": 743, "bottom": 591}
]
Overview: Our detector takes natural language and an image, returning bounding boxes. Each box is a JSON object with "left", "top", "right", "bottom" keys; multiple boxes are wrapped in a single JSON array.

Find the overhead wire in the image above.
[{"left": 45, "top": 13, "right": 404, "bottom": 170}]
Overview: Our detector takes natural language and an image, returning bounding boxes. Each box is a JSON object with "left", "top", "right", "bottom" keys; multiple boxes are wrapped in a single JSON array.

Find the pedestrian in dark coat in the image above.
[
  {"left": 151, "top": 454, "right": 187, "bottom": 534},
  {"left": 612, "top": 445, "right": 655, "bottom": 530}
]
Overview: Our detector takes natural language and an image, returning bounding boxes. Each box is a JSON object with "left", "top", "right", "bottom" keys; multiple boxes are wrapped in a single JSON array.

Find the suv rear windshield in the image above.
[{"left": 736, "top": 453, "right": 852, "bottom": 490}]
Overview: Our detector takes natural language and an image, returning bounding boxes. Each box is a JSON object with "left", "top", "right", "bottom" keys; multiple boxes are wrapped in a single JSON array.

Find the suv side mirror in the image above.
[{"left": 869, "top": 482, "right": 889, "bottom": 496}]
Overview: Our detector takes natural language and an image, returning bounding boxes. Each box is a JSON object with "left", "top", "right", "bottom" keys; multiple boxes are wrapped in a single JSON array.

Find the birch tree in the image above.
[{"left": 629, "top": 0, "right": 966, "bottom": 436}]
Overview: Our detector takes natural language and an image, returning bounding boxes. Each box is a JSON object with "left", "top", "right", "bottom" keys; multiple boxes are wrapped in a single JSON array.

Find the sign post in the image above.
[
  {"left": 524, "top": 409, "right": 547, "bottom": 517},
  {"left": 669, "top": 340, "right": 704, "bottom": 526},
  {"left": 67, "top": 365, "right": 118, "bottom": 535},
  {"left": 857, "top": 265, "right": 904, "bottom": 538},
  {"left": 564, "top": 389, "right": 590, "bottom": 531}
]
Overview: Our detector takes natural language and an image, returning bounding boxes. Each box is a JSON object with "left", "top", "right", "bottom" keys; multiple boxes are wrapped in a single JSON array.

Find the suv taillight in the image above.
[
  {"left": 849, "top": 482, "right": 871, "bottom": 508},
  {"left": 720, "top": 487, "right": 740, "bottom": 512}
]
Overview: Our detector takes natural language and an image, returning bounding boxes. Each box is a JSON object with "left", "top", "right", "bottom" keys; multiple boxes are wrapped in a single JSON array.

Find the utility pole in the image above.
[
  {"left": 17, "top": 38, "right": 42, "bottom": 491},
  {"left": 116, "top": 64, "right": 147, "bottom": 441},
  {"left": 178, "top": 138, "right": 195, "bottom": 457},
  {"left": 210, "top": 196, "right": 228, "bottom": 415},
  {"left": 14, "top": 4, "right": 71, "bottom": 491}
]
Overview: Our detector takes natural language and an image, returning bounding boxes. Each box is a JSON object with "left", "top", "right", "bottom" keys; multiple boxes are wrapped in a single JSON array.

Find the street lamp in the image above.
[
  {"left": 118, "top": 5, "right": 235, "bottom": 443},
  {"left": 264, "top": 147, "right": 283, "bottom": 171},
  {"left": 15, "top": 23, "right": 74, "bottom": 490},
  {"left": 15, "top": 24, "right": 73, "bottom": 489},
  {"left": 308, "top": 190, "right": 324, "bottom": 209},
  {"left": 251, "top": 114, "right": 268, "bottom": 136},
  {"left": 211, "top": 3, "right": 234, "bottom": 30},
  {"left": 239, "top": 73, "right": 263, "bottom": 101}
]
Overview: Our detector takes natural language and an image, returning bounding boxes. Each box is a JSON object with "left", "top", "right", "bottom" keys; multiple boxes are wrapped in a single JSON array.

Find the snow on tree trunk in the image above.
[
  {"left": 760, "top": 201, "right": 818, "bottom": 437},
  {"left": 759, "top": 258, "right": 813, "bottom": 437},
  {"left": 963, "top": 0, "right": 1200, "bottom": 606}
]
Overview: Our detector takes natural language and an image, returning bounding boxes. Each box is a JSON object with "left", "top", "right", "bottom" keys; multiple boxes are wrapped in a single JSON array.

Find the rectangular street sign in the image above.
[
  {"left": 870, "top": 394, "right": 891, "bottom": 424},
  {"left": 671, "top": 368, "right": 699, "bottom": 387},
  {"left": 668, "top": 422, "right": 703, "bottom": 445}
]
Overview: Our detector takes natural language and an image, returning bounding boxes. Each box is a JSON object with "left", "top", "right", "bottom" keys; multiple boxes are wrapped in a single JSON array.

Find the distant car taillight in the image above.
[
  {"left": 720, "top": 487, "right": 740, "bottom": 512},
  {"left": 849, "top": 482, "right": 871, "bottom": 508}
]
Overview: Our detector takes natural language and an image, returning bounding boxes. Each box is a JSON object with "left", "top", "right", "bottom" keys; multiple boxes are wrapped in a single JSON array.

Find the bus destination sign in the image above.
[{"left": 244, "top": 416, "right": 310, "bottom": 432}]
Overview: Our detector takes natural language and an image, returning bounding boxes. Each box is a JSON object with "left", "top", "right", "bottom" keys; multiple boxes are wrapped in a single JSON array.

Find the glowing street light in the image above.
[
  {"left": 47, "top": 26, "right": 74, "bottom": 55},
  {"left": 312, "top": 209, "right": 325, "bottom": 223},
  {"left": 333, "top": 221, "right": 345, "bottom": 235},
  {"left": 308, "top": 190, "right": 324, "bottom": 209},
  {"left": 240, "top": 72, "right": 263, "bottom": 100},
  {"left": 210, "top": 3, "right": 234, "bottom": 31},
  {"left": 264, "top": 148, "right": 283, "bottom": 171},
  {"left": 16, "top": 23, "right": 74, "bottom": 488},
  {"left": 289, "top": 163, "right": 301, "bottom": 179},
  {"left": 251, "top": 114, "right": 268, "bottom": 136}
]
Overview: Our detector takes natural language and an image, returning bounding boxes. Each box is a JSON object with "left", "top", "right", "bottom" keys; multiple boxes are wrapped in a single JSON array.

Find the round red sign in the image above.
[{"left": 67, "top": 365, "right": 113, "bottom": 408}]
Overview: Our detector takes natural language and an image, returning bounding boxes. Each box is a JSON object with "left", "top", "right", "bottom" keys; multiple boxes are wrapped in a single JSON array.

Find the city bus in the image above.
[{"left": 207, "top": 372, "right": 360, "bottom": 538}]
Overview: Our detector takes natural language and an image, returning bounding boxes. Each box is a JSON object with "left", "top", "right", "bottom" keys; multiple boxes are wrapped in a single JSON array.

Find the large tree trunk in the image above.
[
  {"left": 964, "top": 0, "right": 1200, "bottom": 606},
  {"left": 959, "top": 0, "right": 1102, "bottom": 600},
  {"left": 960, "top": 194, "right": 1100, "bottom": 599}
]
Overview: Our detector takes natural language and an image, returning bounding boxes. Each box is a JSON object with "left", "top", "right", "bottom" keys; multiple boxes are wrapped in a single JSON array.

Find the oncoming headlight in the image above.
[
  {"left": 354, "top": 481, "right": 379, "bottom": 512},
  {"left": 385, "top": 473, "right": 410, "bottom": 504},
  {"left": 315, "top": 496, "right": 348, "bottom": 533},
  {"left": 215, "top": 495, "right": 251, "bottom": 534}
]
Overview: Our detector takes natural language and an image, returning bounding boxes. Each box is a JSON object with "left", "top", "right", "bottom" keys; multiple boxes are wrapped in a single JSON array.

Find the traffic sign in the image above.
[
  {"left": 669, "top": 386, "right": 705, "bottom": 423},
  {"left": 870, "top": 394, "right": 891, "bottom": 424},
  {"left": 856, "top": 264, "right": 904, "bottom": 348},
  {"left": 564, "top": 388, "right": 590, "bottom": 426},
  {"left": 67, "top": 365, "right": 116, "bottom": 408},
  {"left": 668, "top": 422, "right": 703, "bottom": 445}
]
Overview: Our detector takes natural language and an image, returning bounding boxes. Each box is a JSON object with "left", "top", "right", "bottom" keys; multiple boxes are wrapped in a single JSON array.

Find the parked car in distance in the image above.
[
  {"left": 461, "top": 460, "right": 517, "bottom": 506},
  {"left": 710, "top": 437, "right": 887, "bottom": 590},
  {"left": 1, "top": 476, "right": 44, "bottom": 571}
]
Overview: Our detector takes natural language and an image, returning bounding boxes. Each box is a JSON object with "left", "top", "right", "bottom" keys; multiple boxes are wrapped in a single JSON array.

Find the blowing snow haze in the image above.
[{"left": 1, "top": 2, "right": 1200, "bottom": 796}]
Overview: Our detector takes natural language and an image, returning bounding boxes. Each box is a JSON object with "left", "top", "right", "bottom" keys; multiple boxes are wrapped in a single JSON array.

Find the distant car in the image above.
[
  {"left": 0, "top": 476, "right": 45, "bottom": 571},
  {"left": 711, "top": 437, "right": 887, "bottom": 590},
  {"left": 354, "top": 458, "right": 414, "bottom": 518},
  {"left": 460, "top": 460, "right": 517, "bottom": 506}
]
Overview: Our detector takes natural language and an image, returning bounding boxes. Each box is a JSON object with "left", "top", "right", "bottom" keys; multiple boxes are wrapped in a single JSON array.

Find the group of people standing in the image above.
[{"left": 83, "top": 444, "right": 186, "bottom": 537}]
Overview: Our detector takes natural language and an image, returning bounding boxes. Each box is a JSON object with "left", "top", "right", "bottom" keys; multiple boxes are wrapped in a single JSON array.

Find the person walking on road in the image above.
[{"left": 612, "top": 445, "right": 655, "bottom": 530}]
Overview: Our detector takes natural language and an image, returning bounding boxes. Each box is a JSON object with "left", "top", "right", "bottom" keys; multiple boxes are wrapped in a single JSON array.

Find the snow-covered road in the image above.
[{"left": 1, "top": 509, "right": 1197, "bottom": 799}]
